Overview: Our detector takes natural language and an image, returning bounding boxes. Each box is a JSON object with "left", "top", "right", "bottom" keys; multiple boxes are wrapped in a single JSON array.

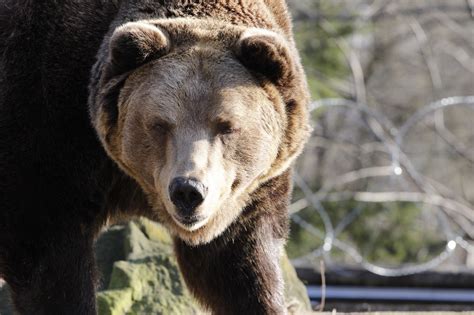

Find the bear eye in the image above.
[
  {"left": 216, "top": 121, "right": 240, "bottom": 135},
  {"left": 149, "top": 121, "right": 170, "bottom": 135}
]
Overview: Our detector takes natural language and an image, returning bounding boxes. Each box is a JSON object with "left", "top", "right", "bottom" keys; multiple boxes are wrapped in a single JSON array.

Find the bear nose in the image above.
[{"left": 169, "top": 177, "right": 207, "bottom": 214}]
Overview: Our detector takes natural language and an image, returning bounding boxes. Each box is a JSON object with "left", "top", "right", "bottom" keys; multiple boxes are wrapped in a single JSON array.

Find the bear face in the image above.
[{"left": 91, "top": 19, "right": 310, "bottom": 245}]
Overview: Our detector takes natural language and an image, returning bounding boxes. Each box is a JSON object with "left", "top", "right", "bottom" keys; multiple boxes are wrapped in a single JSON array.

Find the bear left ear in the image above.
[
  {"left": 105, "top": 22, "right": 171, "bottom": 78},
  {"left": 235, "top": 29, "right": 296, "bottom": 86}
]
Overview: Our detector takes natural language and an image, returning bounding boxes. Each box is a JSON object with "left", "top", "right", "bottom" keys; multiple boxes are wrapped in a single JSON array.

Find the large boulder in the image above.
[{"left": 95, "top": 219, "right": 201, "bottom": 315}]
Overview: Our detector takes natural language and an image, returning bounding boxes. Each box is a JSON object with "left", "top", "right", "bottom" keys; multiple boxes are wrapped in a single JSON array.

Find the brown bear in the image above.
[{"left": 0, "top": 1, "right": 310, "bottom": 314}]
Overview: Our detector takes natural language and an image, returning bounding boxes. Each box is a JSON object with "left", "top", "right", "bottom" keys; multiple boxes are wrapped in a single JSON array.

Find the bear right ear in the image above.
[
  {"left": 106, "top": 22, "right": 170, "bottom": 78},
  {"left": 235, "top": 28, "right": 296, "bottom": 86}
]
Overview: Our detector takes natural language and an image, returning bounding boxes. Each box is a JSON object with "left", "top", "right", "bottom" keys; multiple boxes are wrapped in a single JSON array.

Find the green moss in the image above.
[
  {"left": 104, "top": 259, "right": 198, "bottom": 315},
  {"left": 98, "top": 220, "right": 202, "bottom": 315},
  {"left": 97, "top": 289, "right": 133, "bottom": 315},
  {"left": 138, "top": 218, "right": 173, "bottom": 245}
]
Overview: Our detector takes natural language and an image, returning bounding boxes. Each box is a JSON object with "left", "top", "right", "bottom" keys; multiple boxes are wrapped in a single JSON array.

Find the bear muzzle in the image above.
[{"left": 169, "top": 177, "right": 210, "bottom": 229}]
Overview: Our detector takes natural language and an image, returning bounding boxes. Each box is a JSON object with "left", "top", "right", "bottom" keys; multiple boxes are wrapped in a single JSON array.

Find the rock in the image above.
[
  {"left": 96, "top": 219, "right": 202, "bottom": 315},
  {"left": 95, "top": 225, "right": 127, "bottom": 289}
]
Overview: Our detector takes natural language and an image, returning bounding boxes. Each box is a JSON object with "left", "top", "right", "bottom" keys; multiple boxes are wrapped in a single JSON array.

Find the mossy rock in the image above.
[
  {"left": 97, "top": 258, "right": 200, "bottom": 315},
  {"left": 96, "top": 219, "right": 202, "bottom": 315}
]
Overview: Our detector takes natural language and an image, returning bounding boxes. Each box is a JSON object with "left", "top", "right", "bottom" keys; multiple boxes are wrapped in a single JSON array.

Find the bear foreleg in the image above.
[{"left": 174, "top": 214, "right": 288, "bottom": 315}]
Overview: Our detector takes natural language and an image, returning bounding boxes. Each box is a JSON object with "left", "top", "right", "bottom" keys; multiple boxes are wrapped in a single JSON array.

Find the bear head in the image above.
[{"left": 90, "top": 19, "right": 310, "bottom": 245}]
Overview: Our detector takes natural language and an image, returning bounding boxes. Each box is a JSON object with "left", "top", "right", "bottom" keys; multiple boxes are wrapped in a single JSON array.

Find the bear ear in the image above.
[
  {"left": 107, "top": 22, "right": 170, "bottom": 77},
  {"left": 235, "top": 29, "right": 295, "bottom": 86}
]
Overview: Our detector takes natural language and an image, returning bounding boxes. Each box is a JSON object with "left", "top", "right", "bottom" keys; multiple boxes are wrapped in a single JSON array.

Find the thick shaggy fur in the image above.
[{"left": 0, "top": 1, "right": 309, "bottom": 314}]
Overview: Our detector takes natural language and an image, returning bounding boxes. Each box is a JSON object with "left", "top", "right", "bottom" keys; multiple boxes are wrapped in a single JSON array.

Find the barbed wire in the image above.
[
  {"left": 290, "top": 96, "right": 474, "bottom": 277},
  {"left": 289, "top": 0, "right": 473, "bottom": 277}
]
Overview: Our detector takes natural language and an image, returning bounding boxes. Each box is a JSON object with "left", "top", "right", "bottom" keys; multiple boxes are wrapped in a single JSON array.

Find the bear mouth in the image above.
[{"left": 172, "top": 213, "right": 209, "bottom": 231}]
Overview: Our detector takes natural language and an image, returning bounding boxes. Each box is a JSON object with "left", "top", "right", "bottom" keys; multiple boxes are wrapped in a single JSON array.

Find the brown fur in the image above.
[{"left": 87, "top": 1, "right": 311, "bottom": 313}]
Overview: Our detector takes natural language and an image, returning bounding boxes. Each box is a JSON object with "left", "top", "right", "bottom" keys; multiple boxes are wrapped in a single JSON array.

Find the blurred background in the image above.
[{"left": 286, "top": 0, "right": 474, "bottom": 311}]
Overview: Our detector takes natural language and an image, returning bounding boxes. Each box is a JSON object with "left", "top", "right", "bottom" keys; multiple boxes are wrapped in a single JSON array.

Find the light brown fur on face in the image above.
[
  {"left": 99, "top": 22, "right": 287, "bottom": 244},
  {"left": 92, "top": 18, "right": 310, "bottom": 246}
]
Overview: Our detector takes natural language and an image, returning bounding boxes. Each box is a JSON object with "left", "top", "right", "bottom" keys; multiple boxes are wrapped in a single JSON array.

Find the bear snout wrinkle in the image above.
[{"left": 169, "top": 176, "right": 207, "bottom": 215}]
